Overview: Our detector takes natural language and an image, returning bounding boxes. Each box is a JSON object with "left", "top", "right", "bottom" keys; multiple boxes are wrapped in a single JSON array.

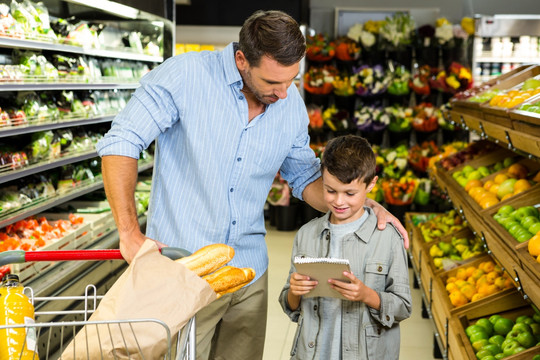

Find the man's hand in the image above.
[
  {"left": 365, "top": 198, "right": 409, "bottom": 249},
  {"left": 119, "top": 230, "right": 167, "bottom": 264}
]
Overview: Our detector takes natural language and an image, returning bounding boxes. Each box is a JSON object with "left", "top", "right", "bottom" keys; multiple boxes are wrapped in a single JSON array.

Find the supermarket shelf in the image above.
[
  {"left": 0, "top": 36, "right": 163, "bottom": 63},
  {"left": 0, "top": 82, "right": 139, "bottom": 91},
  {"left": 0, "top": 115, "right": 114, "bottom": 138},
  {"left": 0, "top": 161, "right": 153, "bottom": 229},
  {"left": 0, "top": 150, "right": 98, "bottom": 185}
]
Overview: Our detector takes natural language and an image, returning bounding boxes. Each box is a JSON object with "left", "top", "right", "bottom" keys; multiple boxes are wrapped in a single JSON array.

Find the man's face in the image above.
[
  {"left": 236, "top": 51, "right": 300, "bottom": 105},
  {"left": 322, "top": 169, "right": 377, "bottom": 225}
]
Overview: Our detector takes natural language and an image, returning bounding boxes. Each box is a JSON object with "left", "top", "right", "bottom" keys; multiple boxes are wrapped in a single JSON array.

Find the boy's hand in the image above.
[
  {"left": 289, "top": 272, "right": 318, "bottom": 296},
  {"left": 328, "top": 271, "right": 381, "bottom": 309}
]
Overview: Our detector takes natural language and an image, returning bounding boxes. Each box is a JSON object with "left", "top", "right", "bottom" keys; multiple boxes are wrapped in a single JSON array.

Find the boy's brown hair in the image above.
[{"left": 320, "top": 135, "right": 376, "bottom": 185}]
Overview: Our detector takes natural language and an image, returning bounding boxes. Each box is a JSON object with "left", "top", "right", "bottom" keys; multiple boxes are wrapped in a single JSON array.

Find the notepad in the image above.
[{"left": 293, "top": 257, "right": 351, "bottom": 299}]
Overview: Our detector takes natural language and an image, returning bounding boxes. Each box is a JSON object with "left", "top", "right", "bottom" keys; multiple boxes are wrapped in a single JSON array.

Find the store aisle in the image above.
[{"left": 263, "top": 225, "right": 438, "bottom": 360}]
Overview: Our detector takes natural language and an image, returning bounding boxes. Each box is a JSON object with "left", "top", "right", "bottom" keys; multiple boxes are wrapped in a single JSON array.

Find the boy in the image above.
[{"left": 279, "top": 135, "right": 412, "bottom": 359}]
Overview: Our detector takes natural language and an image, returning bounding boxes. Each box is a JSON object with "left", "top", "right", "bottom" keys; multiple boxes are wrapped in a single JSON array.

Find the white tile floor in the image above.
[{"left": 263, "top": 225, "right": 438, "bottom": 360}]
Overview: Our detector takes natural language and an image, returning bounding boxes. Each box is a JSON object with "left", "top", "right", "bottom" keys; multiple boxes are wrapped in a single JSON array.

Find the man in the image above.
[{"left": 96, "top": 10, "right": 408, "bottom": 360}]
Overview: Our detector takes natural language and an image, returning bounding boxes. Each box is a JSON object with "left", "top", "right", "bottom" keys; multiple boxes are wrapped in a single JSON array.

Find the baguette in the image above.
[
  {"left": 176, "top": 244, "right": 235, "bottom": 277},
  {"left": 203, "top": 266, "right": 256, "bottom": 298}
]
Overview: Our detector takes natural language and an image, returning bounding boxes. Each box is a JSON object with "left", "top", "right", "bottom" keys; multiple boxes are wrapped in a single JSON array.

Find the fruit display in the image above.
[
  {"left": 493, "top": 205, "right": 540, "bottom": 243},
  {"left": 428, "top": 234, "right": 486, "bottom": 270},
  {"left": 464, "top": 310, "right": 540, "bottom": 359},
  {"left": 444, "top": 259, "right": 514, "bottom": 307},
  {"left": 417, "top": 209, "right": 467, "bottom": 243},
  {"left": 528, "top": 232, "right": 540, "bottom": 263},
  {"left": 517, "top": 99, "right": 540, "bottom": 115},
  {"left": 437, "top": 140, "right": 500, "bottom": 171},
  {"left": 487, "top": 77, "right": 540, "bottom": 109}
]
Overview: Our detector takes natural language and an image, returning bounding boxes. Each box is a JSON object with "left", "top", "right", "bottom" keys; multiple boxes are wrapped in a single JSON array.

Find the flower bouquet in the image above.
[
  {"left": 410, "top": 65, "right": 432, "bottom": 96},
  {"left": 322, "top": 104, "right": 351, "bottom": 134},
  {"left": 380, "top": 144, "right": 409, "bottom": 180},
  {"left": 333, "top": 74, "right": 357, "bottom": 114},
  {"left": 412, "top": 102, "right": 439, "bottom": 133},
  {"left": 382, "top": 171, "right": 418, "bottom": 223},
  {"left": 303, "top": 65, "right": 337, "bottom": 95},
  {"left": 387, "top": 63, "right": 411, "bottom": 99},
  {"left": 379, "top": 12, "right": 415, "bottom": 67},
  {"left": 353, "top": 105, "right": 389, "bottom": 145},
  {"left": 307, "top": 104, "right": 325, "bottom": 144},
  {"left": 353, "top": 64, "right": 390, "bottom": 98},
  {"left": 347, "top": 20, "right": 385, "bottom": 65},
  {"left": 334, "top": 36, "right": 361, "bottom": 62},
  {"left": 306, "top": 33, "right": 335, "bottom": 62},
  {"left": 386, "top": 104, "right": 413, "bottom": 146},
  {"left": 407, "top": 140, "right": 440, "bottom": 174}
]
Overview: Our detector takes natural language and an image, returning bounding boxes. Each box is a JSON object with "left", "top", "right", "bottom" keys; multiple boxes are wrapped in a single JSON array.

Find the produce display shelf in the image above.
[
  {"left": 0, "top": 150, "right": 98, "bottom": 185},
  {"left": 0, "top": 82, "right": 139, "bottom": 91},
  {"left": 0, "top": 115, "right": 114, "bottom": 138},
  {"left": 0, "top": 160, "right": 153, "bottom": 229},
  {"left": 0, "top": 35, "right": 163, "bottom": 63}
]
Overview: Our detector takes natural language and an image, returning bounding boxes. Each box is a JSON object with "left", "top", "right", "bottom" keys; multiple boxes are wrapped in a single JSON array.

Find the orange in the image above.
[
  {"left": 533, "top": 170, "right": 540, "bottom": 182},
  {"left": 480, "top": 196, "right": 499, "bottom": 209},
  {"left": 494, "top": 276, "right": 506, "bottom": 289},
  {"left": 507, "top": 164, "right": 529, "bottom": 179},
  {"left": 455, "top": 268, "right": 468, "bottom": 281},
  {"left": 477, "top": 284, "right": 498, "bottom": 297},
  {"left": 479, "top": 261, "right": 495, "bottom": 273},
  {"left": 504, "top": 277, "right": 514, "bottom": 289},
  {"left": 501, "top": 193, "right": 513, "bottom": 202},
  {"left": 489, "top": 184, "right": 500, "bottom": 195},
  {"left": 455, "top": 279, "right": 467, "bottom": 288},
  {"left": 476, "top": 274, "right": 488, "bottom": 288},
  {"left": 465, "top": 266, "right": 476, "bottom": 278},
  {"left": 483, "top": 180, "right": 495, "bottom": 191},
  {"left": 471, "top": 293, "right": 485, "bottom": 302},
  {"left": 460, "top": 283, "right": 476, "bottom": 300},
  {"left": 449, "top": 290, "right": 468, "bottom": 307},
  {"left": 513, "top": 179, "right": 532, "bottom": 193},
  {"left": 446, "top": 276, "right": 457, "bottom": 284},
  {"left": 469, "top": 187, "right": 485, "bottom": 200},
  {"left": 465, "top": 179, "right": 483, "bottom": 192},
  {"left": 486, "top": 271, "right": 499, "bottom": 284},
  {"left": 493, "top": 173, "right": 509, "bottom": 185},
  {"left": 528, "top": 235, "right": 540, "bottom": 257},
  {"left": 471, "top": 268, "right": 484, "bottom": 281},
  {"left": 446, "top": 282, "right": 459, "bottom": 293}
]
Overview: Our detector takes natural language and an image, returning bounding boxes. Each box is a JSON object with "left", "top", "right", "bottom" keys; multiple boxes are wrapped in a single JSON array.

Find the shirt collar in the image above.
[
  {"left": 316, "top": 207, "right": 378, "bottom": 244},
  {"left": 223, "top": 42, "right": 242, "bottom": 86}
]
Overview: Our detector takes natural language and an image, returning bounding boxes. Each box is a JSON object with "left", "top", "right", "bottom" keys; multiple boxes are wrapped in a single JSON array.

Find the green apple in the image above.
[
  {"left": 521, "top": 216, "right": 539, "bottom": 230},
  {"left": 468, "top": 170, "right": 483, "bottom": 180},
  {"left": 502, "top": 220, "right": 520, "bottom": 230},
  {"left": 518, "top": 206, "right": 539, "bottom": 218},
  {"left": 512, "top": 322, "right": 532, "bottom": 334},
  {"left": 472, "top": 338, "right": 490, "bottom": 351},
  {"left": 502, "top": 339, "right": 520, "bottom": 356},
  {"left": 515, "top": 315, "right": 533, "bottom": 324},
  {"left": 493, "top": 162, "right": 504, "bottom": 172},
  {"left": 497, "top": 205, "right": 515, "bottom": 216},
  {"left": 482, "top": 343, "right": 501, "bottom": 355},
  {"left": 470, "top": 330, "right": 489, "bottom": 343},
  {"left": 477, "top": 318, "right": 495, "bottom": 337},
  {"left": 517, "top": 331, "right": 536, "bottom": 348},
  {"left": 533, "top": 312, "right": 540, "bottom": 323},
  {"left": 530, "top": 323, "right": 540, "bottom": 336},
  {"left": 478, "top": 166, "right": 490, "bottom": 177},
  {"left": 516, "top": 231, "right": 533, "bottom": 243},
  {"left": 503, "top": 157, "right": 515, "bottom": 168},
  {"left": 476, "top": 348, "right": 492, "bottom": 359},
  {"left": 452, "top": 170, "right": 463, "bottom": 179},
  {"left": 494, "top": 353, "right": 505, "bottom": 360},
  {"left": 457, "top": 176, "right": 469, "bottom": 187},
  {"left": 467, "top": 324, "right": 486, "bottom": 337},
  {"left": 463, "top": 165, "right": 475, "bottom": 176},
  {"left": 488, "top": 334, "right": 505, "bottom": 346},
  {"left": 529, "top": 222, "right": 540, "bottom": 234},
  {"left": 494, "top": 318, "right": 514, "bottom": 336}
]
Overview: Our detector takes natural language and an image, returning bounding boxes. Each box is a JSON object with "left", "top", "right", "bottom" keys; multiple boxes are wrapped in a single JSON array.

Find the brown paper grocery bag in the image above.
[{"left": 61, "top": 239, "right": 217, "bottom": 359}]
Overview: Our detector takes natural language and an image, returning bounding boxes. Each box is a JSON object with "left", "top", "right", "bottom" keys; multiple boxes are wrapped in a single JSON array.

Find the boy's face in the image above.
[{"left": 322, "top": 169, "right": 377, "bottom": 225}]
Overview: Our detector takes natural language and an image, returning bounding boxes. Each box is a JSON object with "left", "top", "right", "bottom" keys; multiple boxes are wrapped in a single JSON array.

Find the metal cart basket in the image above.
[{"left": 0, "top": 248, "right": 196, "bottom": 360}]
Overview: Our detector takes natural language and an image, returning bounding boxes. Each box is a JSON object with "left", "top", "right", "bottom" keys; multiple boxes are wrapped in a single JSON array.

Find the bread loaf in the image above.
[
  {"left": 176, "top": 244, "right": 234, "bottom": 277},
  {"left": 203, "top": 266, "right": 256, "bottom": 298}
]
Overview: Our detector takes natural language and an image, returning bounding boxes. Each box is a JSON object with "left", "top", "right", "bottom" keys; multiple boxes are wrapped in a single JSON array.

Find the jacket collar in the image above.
[
  {"left": 316, "top": 208, "right": 377, "bottom": 244},
  {"left": 223, "top": 42, "right": 243, "bottom": 86}
]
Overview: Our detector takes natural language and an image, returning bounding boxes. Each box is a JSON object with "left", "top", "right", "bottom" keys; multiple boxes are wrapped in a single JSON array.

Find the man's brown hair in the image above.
[
  {"left": 238, "top": 10, "right": 305, "bottom": 67},
  {"left": 321, "top": 135, "right": 377, "bottom": 185}
]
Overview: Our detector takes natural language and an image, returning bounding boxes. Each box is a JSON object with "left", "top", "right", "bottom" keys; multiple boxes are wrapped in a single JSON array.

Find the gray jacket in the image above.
[{"left": 279, "top": 210, "right": 412, "bottom": 360}]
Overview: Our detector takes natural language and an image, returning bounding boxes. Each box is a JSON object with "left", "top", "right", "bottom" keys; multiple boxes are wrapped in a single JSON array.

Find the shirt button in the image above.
[
  {"left": 237, "top": 157, "right": 242, "bottom": 162},
  {"left": 308, "top": 342, "right": 315, "bottom": 348},
  {"left": 230, "top": 188, "right": 234, "bottom": 192},
  {"left": 326, "top": 234, "right": 330, "bottom": 240},
  {"left": 313, "top": 305, "right": 317, "bottom": 311},
  {"left": 239, "top": 96, "right": 244, "bottom": 100},
  {"left": 232, "top": 221, "right": 236, "bottom": 225},
  {"left": 386, "top": 315, "right": 390, "bottom": 321},
  {"left": 377, "top": 266, "right": 383, "bottom": 272}
]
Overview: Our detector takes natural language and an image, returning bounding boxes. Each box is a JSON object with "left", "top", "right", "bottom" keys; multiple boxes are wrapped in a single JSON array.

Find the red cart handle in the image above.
[{"left": 0, "top": 247, "right": 191, "bottom": 267}]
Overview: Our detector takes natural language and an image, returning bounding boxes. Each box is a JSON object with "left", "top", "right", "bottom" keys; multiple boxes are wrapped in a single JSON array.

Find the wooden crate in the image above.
[
  {"left": 508, "top": 128, "right": 540, "bottom": 159},
  {"left": 405, "top": 212, "right": 439, "bottom": 272},
  {"left": 509, "top": 93, "right": 540, "bottom": 137},
  {"left": 455, "top": 306, "right": 540, "bottom": 360},
  {"left": 512, "top": 261, "right": 540, "bottom": 311},
  {"left": 430, "top": 255, "right": 529, "bottom": 350}
]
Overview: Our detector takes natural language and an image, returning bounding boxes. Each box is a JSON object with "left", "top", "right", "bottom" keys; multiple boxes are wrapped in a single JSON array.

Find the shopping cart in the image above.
[{"left": 0, "top": 248, "right": 197, "bottom": 360}]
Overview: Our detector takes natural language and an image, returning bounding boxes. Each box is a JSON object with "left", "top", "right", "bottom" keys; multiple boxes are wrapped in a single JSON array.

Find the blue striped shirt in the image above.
[{"left": 96, "top": 42, "right": 321, "bottom": 282}]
